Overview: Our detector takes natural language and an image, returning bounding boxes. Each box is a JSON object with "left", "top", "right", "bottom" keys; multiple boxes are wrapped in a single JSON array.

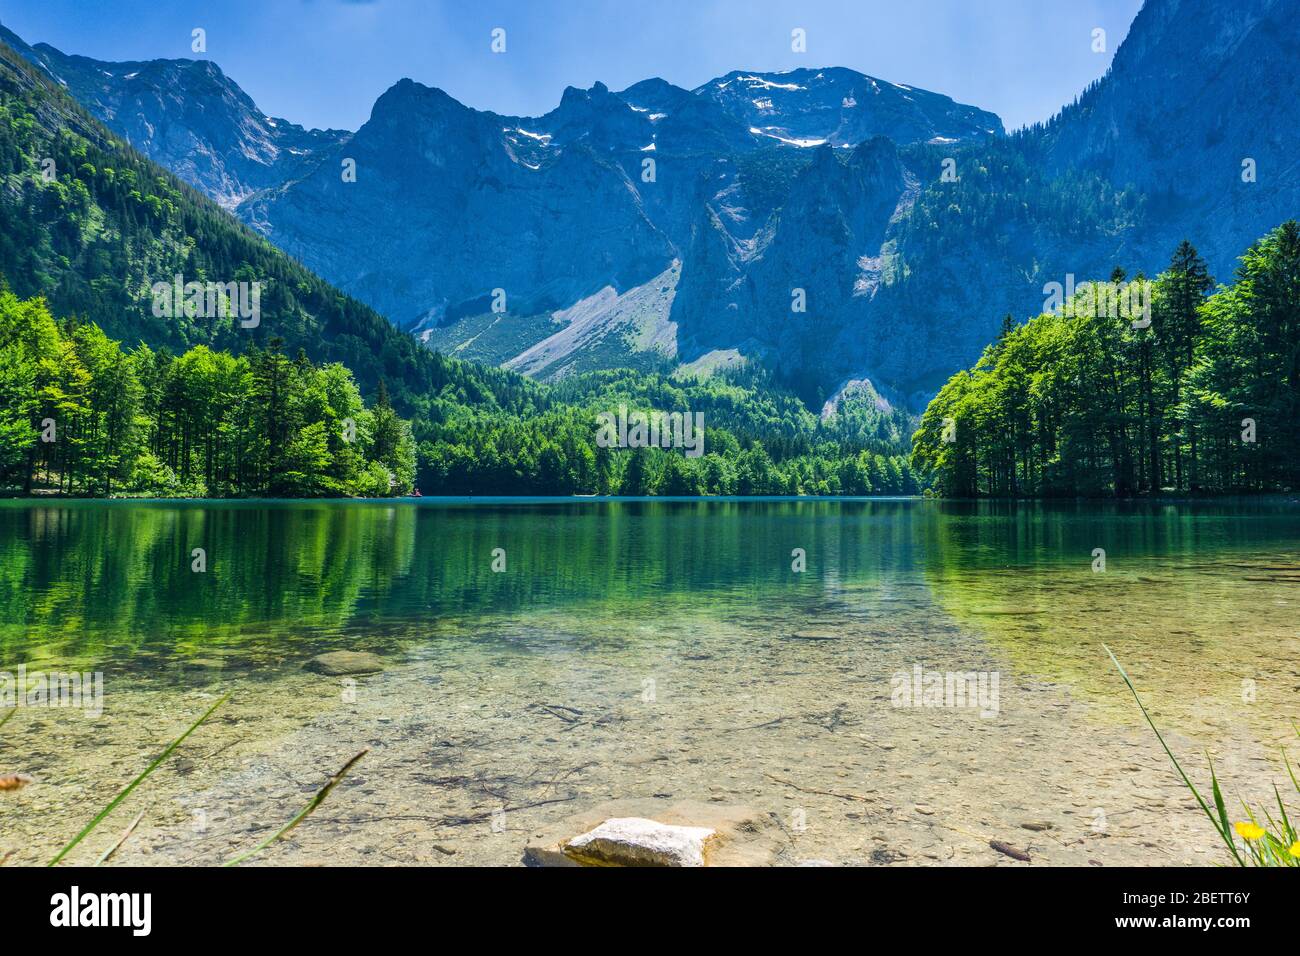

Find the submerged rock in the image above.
[
  {"left": 304, "top": 651, "right": 385, "bottom": 676},
  {"left": 565, "top": 818, "right": 716, "bottom": 867},
  {"left": 0, "top": 772, "right": 34, "bottom": 792},
  {"left": 989, "top": 840, "right": 1032, "bottom": 862},
  {"left": 524, "top": 800, "right": 778, "bottom": 867}
]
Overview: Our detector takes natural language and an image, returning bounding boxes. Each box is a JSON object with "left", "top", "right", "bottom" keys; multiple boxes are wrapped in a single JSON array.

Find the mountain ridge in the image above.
[
  {"left": 0, "top": 26, "right": 927, "bottom": 504},
  {"left": 0, "top": 33, "right": 533, "bottom": 418},
  {"left": 0, "top": 23, "right": 350, "bottom": 210},
  {"left": 5, "top": 0, "right": 1295, "bottom": 411}
]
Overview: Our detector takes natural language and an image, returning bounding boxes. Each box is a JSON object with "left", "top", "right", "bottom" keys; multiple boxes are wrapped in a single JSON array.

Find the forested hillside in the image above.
[
  {"left": 0, "top": 285, "right": 920, "bottom": 497},
  {"left": 0, "top": 32, "right": 926, "bottom": 499},
  {"left": 0, "top": 38, "right": 534, "bottom": 419},
  {"left": 912, "top": 223, "right": 1300, "bottom": 497},
  {"left": 416, "top": 366, "right": 920, "bottom": 496}
]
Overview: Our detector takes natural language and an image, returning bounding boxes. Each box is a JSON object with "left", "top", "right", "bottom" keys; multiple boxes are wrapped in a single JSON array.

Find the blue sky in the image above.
[{"left": 0, "top": 0, "right": 1144, "bottom": 132}]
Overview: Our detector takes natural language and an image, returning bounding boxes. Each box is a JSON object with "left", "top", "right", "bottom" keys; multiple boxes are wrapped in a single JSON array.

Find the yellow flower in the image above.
[
  {"left": 1289, "top": 841, "right": 1300, "bottom": 858},
  {"left": 1233, "top": 821, "right": 1265, "bottom": 841}
]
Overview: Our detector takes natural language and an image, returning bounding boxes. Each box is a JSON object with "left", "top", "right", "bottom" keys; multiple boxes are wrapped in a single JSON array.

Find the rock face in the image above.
[
  {"left": 672, "top": 136, "right": 914, "bottom": 384},
  {"left": 523, "top": 800, "right": 779, "bottom": 867},
  {"left": 1024, "top": 0, "right": 1300, "bottom": 277},
  {"left": 564, "top": 818, "right": 717, "bottom": 867},
  {"left": 304, "top": 651, "right": 385, "bottom": 676},
  {"left": 694, "top": 67, "right": 1003, "bottom": 147},
  {"left": 7, "top": 0, "right": 1299, "bottom": 407},
  {"left": 240, "top": 78, "right": 676, "bottom": 337},
  {"left": 0, "top": 25, "right": 346, "bottom": 210}
]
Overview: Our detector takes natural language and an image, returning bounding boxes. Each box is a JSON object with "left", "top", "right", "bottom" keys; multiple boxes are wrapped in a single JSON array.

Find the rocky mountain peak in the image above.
[{"left": 7, "top": 4, "right": 1296, "bottom": 407}]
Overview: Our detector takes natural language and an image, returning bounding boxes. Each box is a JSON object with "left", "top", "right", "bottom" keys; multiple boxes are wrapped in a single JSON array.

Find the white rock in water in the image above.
[
  {"left": 564, "top": 817, "right": 717, "bottom": 867},
  {"left": 522, "top": 800, "right": 776, "bottom": 867}
]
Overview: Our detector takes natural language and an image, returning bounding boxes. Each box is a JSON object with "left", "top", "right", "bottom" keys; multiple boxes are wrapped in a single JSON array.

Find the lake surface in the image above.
[{"left": 2, "top": 498, "right": 1297, "bottom": 866}]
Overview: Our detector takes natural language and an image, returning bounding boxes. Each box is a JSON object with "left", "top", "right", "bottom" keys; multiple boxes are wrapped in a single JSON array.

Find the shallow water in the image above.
[{"left": 1, "top": 498, "right": 1297, "bottom": 866}]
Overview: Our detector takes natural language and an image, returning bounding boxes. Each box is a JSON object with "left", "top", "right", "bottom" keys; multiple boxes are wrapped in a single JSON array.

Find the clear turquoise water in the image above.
[
  {"left": 4, "top": 496, "right": 1299, "bottom": 664},
  {"left": 2, "top": 498, "right": 1297, "bottom": 866}
]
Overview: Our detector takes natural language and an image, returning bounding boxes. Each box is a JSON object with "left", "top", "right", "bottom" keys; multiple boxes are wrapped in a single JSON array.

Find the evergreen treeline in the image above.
[
  {"left": 412, "top": 365, "right": 920, "bottom": 496},
  {"left": 0, "top": 290, "right": 415, "bottom": 496},
  {"left": 896, "top": 139, "right": 1143, "bottom": 257},
  {"left": 416, "top": 409, "right": 920, "bottom": 496},
  {"left": 912, "top": 223, "right": 1300, "bottom": 497}
]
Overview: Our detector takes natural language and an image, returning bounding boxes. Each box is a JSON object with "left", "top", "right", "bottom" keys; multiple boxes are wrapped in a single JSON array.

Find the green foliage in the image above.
[
  {"left": 1107, "top": 646, "right": 1299, "bottom": 867},
  {"left": 0, "top": 291, "right": 415, "bottom": 497},
  {"left": 733, "top": 145, "right": 815, "bottom": 219},
  {"left": 1, "top": 287, "right": 918, "bottom": 498},
  {"left": 913, "top": 224, "right": 1300, "bottom": 497},
  {"left": 414, "top": 365, "right": 920, "bottom": 497},
  {"left": 898, "top": 140, "right": 1144, "bottom": 256}
]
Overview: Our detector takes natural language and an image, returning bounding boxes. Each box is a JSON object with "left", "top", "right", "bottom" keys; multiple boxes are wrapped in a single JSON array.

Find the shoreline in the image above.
[{"left": 2, "top": 492, "right": 1298, "bottom": 505}]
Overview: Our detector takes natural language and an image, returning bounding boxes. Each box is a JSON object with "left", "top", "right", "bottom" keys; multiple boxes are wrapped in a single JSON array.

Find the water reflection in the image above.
[{"left": 1, "top": 498, "right": 1297, "bottom": 734}]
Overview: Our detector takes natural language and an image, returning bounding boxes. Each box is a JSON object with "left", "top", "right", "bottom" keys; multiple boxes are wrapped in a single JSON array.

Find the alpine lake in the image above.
[{"left": 1, "top": 497, "right": 1297, "bottom": 866}]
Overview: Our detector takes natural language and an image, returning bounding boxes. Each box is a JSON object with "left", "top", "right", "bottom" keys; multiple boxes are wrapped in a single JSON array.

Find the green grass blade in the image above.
[
  {"left": 1210, "top": 758, "right": 1234, "bottom": 848},
  {"left": 1103, "top": 644, "right": 1244, "bottom": 865},
  {"left": 48, "top": 692, "right": 229, "bottom": 866},
  {"left": 1274, "top": 784, "right": 1293, "bottom": 841},
  {"left": 224, "top": 748, "right": 367, "bottom": 867},
  {"left": 0, "top": 708, "right": 15, "bottom": 732}
]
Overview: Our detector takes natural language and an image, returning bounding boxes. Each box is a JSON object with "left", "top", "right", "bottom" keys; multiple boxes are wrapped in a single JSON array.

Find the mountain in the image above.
[
  {"left": 694, "top": 67, "right": 1003, "bottom": 147},
  {"left": 0, "top": 22, "right": 1004, "bottom": 395},
  {"left": 0, "top": 23, "right": 347, "bottom": 209},
  {"left": 240, "top": 66, "right": 1004, "bottom": 373},
  {"left": 5, "top": 0, "right": 1296, "bottom": 410},
  {"left": 699, "top": 0, "right": 1300, "bottom": 404},
  {"left": 0, "top": 21, "right": 935, "bottom": 511},
  {"left": 0, "top": 34, "right": 532, "bottom": 416},
  {"left": 843, "top": 0, "right": 1300, "bottom": 402},
  {"left": 1022, "top": 0, "right": 1300, "bottom": 275},
  {"left": 241, "top": 78, "right": 677, "bottom": 347},
  {"left": 672, "top": 136, "right": 914, "bottom": 378}
]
